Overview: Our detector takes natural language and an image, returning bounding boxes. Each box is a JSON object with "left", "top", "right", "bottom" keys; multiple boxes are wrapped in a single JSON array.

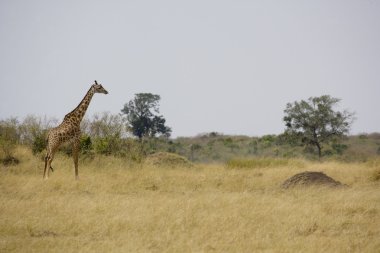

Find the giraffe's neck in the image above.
[{"left": 64, "top": 87, "right": 95, "bottom": 125}]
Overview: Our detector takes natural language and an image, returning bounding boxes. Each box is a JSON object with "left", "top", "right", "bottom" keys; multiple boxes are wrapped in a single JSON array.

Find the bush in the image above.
[
  {"left": 0, "top": 136, "right": 17, "bottom": 160},
  {"left": 332, "top": 143, "right": 348, "bottom": 155},
  {"left": 80, "top": 135, "right": 93, "bottom": 154},
  {"left": 32, "top": 131, "right": 47, "bottom": 155},
  {"left": 93, "top": 136, "right": 123, "bottom": 155},
  {"left": 93, "top": 138, "right": 111, "bottom": 155},
  {"left": 259, "top": 135, "right": 276, "bottom": 148},
  {"left": 0, "top": 118, "right": 19, "bottom": 162},
  {"left": 122, "top": 139, "right": 146, "bottom": 162},
  {"left": 248, "top": 140, "right": 258, "bottom": 155}
]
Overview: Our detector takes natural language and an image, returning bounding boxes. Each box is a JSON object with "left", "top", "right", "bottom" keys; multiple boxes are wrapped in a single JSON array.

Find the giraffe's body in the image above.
[{"left": 43, "top": 81, "right": 108, "bottom": 180}]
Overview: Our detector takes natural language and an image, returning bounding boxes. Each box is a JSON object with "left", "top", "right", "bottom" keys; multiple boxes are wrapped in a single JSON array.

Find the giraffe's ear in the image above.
[{"left": 94, "top": 80, "right": 98, "bottom": 85}]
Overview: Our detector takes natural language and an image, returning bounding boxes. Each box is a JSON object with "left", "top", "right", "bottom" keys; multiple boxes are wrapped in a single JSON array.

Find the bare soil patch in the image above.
[
  {"left": 282, "top": 171, "right": 346, "bottom": 189},
  {"left": 144, "top": 152, "right": 193, "bottom": 168}
]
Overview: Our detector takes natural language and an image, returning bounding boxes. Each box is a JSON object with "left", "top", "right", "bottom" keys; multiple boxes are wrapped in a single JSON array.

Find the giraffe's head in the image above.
[{"left": 92, "top": 80, "right": 109, "bottom": 94}]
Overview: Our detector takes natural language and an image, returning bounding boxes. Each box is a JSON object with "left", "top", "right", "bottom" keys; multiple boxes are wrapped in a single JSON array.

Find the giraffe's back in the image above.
[{"left": 48, "top": 123, "right": 80, "bottom": 145}]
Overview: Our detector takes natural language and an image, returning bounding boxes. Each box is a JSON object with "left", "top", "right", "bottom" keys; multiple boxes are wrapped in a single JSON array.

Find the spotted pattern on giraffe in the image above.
[{"left": 43, "top": 81, "right": 108, "bottom": 180}]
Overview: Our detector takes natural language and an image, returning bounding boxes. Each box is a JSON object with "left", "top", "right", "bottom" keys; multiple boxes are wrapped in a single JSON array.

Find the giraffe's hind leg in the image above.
[
  {"left": 72, "top": 138, "right": 80, "bottom": 180},
  {"left": 44, "top": 145, "right": 57, "bottom": 180},
  {"left": 44, "top": 154, "right": 54, "bottom": 173},
  {"left": 44, "top": 153, "right": 54, "bottom": 180},
  {"left": 44, "top": 153, "right": 52, "bottom": 179}
]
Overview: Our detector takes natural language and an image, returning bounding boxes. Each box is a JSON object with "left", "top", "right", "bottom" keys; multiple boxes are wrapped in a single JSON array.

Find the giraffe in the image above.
[{"left": 43, "top": 80, "right": 108, "bottom": 180}]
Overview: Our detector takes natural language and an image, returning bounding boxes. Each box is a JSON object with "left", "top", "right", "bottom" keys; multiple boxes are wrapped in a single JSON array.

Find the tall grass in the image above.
[
  {"left": 226, "top": 157, "right": 305, "bottom": 169},
  {"left": 0, "top": 147, "right": 379, "bottom": 252}
]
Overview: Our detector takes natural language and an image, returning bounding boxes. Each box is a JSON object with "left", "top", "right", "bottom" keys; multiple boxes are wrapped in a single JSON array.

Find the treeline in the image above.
[{"left": 1, "top": 113, "right": 380, "bottom": 165}]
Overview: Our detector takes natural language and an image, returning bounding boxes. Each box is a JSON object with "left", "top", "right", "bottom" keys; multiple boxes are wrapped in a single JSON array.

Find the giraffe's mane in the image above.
[{"left": 63, "top": 86, "right": 94, "bottom": 121}]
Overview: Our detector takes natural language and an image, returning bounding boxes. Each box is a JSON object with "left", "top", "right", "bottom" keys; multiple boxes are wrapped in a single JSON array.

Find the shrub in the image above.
[
  {"left": 0, "top": 118, "right": 19, "bottom": 163},
  {"left": 0, "top": 136, "right": 17, "bottom": 160},
  {"left": 80, "top": 135, "right": 93, "bottom": 154},
  {"left": 122, "top": 139, "right": 146, "bottom": 162},
  {"left": 260, "top": 135, "right": 276, "bottom": 148},
  {"left": 93, "top": 138, "right": 110, "bottom": 155},
  {"left": 32, "top": 131, "right": 47, "bottom": 155},
  {"left": 93, "top": 136, "right": 123, "bottom": 155},
  {"left": 248, "top": 140, "right": 258, "bottom": 155},
  {"left": 332, "top": 143, "right": 348, "bottom": 155}
]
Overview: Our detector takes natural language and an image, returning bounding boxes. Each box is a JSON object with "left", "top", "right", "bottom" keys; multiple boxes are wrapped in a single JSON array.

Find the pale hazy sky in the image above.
[{"left": 1, "top": 0, "right": 379, "bottom": 137}]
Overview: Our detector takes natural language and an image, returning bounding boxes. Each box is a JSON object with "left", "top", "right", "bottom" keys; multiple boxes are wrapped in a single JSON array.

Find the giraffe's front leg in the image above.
[{"left": 72, "top": 138, "right": 80, "bottom": 180}]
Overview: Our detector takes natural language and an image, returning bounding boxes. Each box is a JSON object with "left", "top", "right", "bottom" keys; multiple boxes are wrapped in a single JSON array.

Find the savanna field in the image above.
[{"left": 1, "top": 147, "right": 380, "bottom": 253}]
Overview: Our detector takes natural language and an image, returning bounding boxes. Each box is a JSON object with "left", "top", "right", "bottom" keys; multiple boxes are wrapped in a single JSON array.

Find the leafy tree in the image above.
[
  {"left": 283, "top": 95, "right": 354, "bottom": 159},
  {"left": 121, "top": 93, "right": 172, "bottom": 140}
]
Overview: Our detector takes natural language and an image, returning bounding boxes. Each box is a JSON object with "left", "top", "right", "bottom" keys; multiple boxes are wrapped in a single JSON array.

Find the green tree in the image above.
[
  {"left": 121, "top": 93, "right": 172, "bottom": 140},
  {"left": 283, "top": 95, "right": 354, "bottom": 159}
]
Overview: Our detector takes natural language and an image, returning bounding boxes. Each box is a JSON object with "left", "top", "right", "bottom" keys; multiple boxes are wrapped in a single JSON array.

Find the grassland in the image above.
[{"left": 1, "top": 147, "right": 380, "bottom": 252}]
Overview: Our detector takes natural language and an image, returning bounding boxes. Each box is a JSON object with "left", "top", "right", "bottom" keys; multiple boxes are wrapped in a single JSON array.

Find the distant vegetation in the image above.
[
  {"left": 0, "top": 114, "right": 379, "bottom": 165},
  {"left": 0, "top": 95, "right": 377, "bottom": 165}
]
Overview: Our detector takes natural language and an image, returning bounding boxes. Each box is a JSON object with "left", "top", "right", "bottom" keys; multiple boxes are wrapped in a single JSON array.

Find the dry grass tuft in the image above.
[
  {"left": 226, "top": 157, "right": 305, "bottom": 169},
  {"left": 369, "top": 169, "right": 380, "bottom": 182},
  {"left": 1, "top": 155, "right": 20, "bottom": 166}
]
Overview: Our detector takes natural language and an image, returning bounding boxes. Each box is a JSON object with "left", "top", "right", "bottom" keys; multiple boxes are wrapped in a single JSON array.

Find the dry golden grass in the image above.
[{"left": 1, "top": 147, "right": 380, "bottom": 252}]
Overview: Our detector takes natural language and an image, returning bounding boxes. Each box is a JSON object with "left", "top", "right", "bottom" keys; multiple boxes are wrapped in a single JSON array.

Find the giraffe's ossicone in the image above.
[{"left": 43, "top": 80, "right": 108, "bottom": 180}]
